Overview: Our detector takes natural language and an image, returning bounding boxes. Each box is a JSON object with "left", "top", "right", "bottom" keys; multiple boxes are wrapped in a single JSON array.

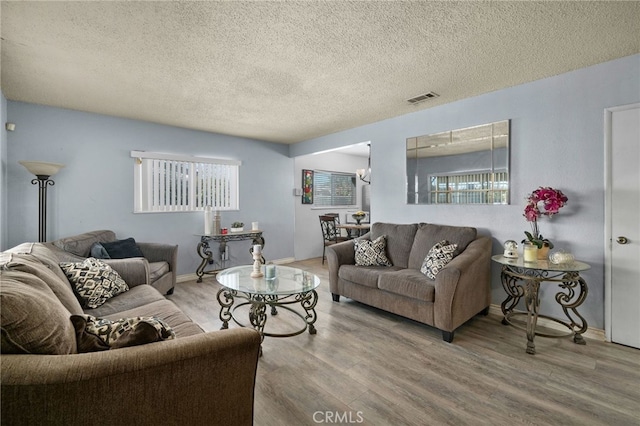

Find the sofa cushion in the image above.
[
  {"left": 408, "top": 223, "right": 477, "bottom": 269},
  {"left": 52, "top": 230, "right": 117, "bottom": 257},
  {"left": 377, "top": 269, "right": 435, "bottom": 302},
  {"left": 1, "top": 252, "right": 84, "bottom": 315},
  {"left": 0, "top": 270, "right": 77, "bottom": 355},
  {"left": 60, "top": 258, "right": 129, "bottom": 309},
  {"left": 87, "top": 284, "right": 166, "bottom": 317},
  {"left": 354, "top": 236, "right": 392, "bottom": 267},
  {"left": 420, "top": 240, "right": 458, "bottom": 280},
  {"left": 101, "top": 238, "right": 145, "bottom": 259},
  {"left": 371, "top": 223, "right": 418, "bottom": 268},
  {"left": 71, "top": 314, "right": 175, "bottom": 352}
]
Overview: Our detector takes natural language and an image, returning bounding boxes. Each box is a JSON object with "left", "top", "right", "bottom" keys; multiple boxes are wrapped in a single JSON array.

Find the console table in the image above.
[
  {"left": 196, "top": 230, "right": 265, "bottom": 282},
  {"left": 492, "top": 255, "right": 590, "bottom": 355}
]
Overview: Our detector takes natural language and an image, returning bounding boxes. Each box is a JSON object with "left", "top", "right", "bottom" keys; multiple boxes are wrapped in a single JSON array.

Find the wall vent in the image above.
[{"left": 407, "top": 92, "right": 439, "bottom": 105}]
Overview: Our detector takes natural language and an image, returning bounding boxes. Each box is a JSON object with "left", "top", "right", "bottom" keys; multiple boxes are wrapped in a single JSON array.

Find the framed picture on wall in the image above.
[{"left": 302, "top": 169, "right": 313, "bottom": 204}]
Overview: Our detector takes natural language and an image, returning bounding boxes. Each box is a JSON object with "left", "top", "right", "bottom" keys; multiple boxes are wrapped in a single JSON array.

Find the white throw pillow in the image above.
[
  {"left": 421, "top": 240, "right": 458, "bottom": 280},
  {"left": 59, "top": 258, "right": 129, "bottom": 308},
  {"left": 354, "top": 236, "right": 393, "bottom": 267}
]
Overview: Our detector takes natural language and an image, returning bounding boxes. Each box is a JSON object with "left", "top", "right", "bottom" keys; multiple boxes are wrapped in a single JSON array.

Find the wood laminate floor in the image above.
[{"left": 169, "top": 258, "right": 640, "bottom": 426}]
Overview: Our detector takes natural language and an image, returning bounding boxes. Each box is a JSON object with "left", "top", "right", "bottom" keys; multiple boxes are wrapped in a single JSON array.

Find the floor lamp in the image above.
[{"left": 19, "top": 161, "right": 65, "bottom": 242}]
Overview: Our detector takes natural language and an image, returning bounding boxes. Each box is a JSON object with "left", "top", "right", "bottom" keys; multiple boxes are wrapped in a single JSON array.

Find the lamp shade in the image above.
[{"left": 19, "top": 161, "right": 65, "bottom": 177}]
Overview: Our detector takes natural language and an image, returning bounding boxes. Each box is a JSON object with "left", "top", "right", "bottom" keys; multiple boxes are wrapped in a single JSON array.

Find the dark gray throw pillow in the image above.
[
  {"left": 101, "top": 237, "right": 144, "bottom": 259},
  {"left": 90, "top": 242, "right": 111, "bottom": 259}
]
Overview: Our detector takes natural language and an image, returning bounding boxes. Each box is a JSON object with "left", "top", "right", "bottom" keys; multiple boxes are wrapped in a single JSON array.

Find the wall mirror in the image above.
[{"left": 406, "top": 120, "right": 510, "bottom": 205}]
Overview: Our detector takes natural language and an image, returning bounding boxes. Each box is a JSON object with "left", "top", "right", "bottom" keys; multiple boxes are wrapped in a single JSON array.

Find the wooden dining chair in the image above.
[{"left": 319, "top": 215, "right": 348, "bottom": 264}]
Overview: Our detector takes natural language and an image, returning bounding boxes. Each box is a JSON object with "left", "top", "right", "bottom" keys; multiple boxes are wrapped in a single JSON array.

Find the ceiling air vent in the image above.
[{"left": 407, "top": 92, "right": 439, "bottom": 105}]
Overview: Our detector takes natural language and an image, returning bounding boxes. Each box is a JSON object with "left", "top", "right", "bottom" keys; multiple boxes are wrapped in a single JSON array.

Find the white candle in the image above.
[
  {"left": 253, "top": 244, "right": 262, "bottom": 254},
  {"left": 523, "top": 243, "right": 538, "bottom": 262}
]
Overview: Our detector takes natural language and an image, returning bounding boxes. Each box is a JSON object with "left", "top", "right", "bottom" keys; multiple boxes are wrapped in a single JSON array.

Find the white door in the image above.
[{"left": 607, "top": 104, "right": 640, "bottom": 348}]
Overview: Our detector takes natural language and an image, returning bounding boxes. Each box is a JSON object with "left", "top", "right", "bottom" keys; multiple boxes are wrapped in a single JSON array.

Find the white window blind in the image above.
[
  {"left": 314, "top": 171, "right": 357, "bottom": 206},
  {"left": 131, "top": 151, "right": 240, "bottom": 213},
  {"left": 429, "top": 171, "right": 509, "bottom": 204}
]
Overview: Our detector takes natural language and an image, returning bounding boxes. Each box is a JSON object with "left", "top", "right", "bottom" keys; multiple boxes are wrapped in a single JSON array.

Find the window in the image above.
[
  {"left": 131, "top": 151, "right": 240, "bottom": 213},
  {"left": 313, "top": 170, "right": 357, "bottom": 206},
  {"left": 429, "top": 171, "right": 509, "bottom": 204}
]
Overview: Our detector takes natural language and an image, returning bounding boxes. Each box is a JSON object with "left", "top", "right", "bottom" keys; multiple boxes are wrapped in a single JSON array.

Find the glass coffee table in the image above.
[{"left": 216, "top": 265, "right": 320, "bottom": 355}]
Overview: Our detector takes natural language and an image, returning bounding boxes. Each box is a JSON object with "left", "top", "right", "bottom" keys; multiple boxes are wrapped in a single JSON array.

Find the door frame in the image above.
[{"left": 603, "top": 102, "right": 640, "bottom": 343}]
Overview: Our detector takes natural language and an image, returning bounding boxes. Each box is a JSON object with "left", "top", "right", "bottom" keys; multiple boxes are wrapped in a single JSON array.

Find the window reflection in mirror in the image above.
[{"left": 406, "top": 120, "right": 510, "bottom": 205}]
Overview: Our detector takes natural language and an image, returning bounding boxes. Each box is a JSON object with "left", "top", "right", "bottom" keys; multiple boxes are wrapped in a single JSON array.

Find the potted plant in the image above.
[
  {"left": 230, "top": 222, "right": 244, "bottom": 232},
  {"left": 522, "top": 187, "right": 568, "bottom": 259}
]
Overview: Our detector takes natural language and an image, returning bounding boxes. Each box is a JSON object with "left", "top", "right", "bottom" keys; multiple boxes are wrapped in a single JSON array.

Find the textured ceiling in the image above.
[{"left": 1, "top": 1, "right": 639, "bottom": 144}]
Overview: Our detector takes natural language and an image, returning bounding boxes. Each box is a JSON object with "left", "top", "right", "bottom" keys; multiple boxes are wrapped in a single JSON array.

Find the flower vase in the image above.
[{"left": 537, "top": 244, "right": 550, "bottom": 260}]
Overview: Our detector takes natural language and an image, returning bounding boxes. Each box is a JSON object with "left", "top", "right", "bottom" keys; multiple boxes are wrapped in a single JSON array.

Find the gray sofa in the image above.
[
  {"left": 49, "top": 229, "right": 178, "bottom": 295},
  {"left": 326, "top": 222, "right": 492, "bottom": 342},
  {"left": 1, "top": 241, "right": 261, "bottom": 425}
]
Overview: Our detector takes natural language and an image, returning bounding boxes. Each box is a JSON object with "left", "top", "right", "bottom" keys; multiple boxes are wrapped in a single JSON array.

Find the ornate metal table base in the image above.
[
  {"left": 196, "top": 231, "right": 265, "bottom": 282},
  {"left": 499, "top": 265, "right": 588, "bottom": 355},
  {"left": 216, "top": 287, "right": 318, "bottom": 356}
]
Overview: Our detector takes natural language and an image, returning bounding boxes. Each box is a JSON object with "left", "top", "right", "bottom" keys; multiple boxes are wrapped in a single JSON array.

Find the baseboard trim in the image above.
[
  {"left": 488, "top": 304, "right": 605, "bottom": 341},
  {"left": 176, "top": 257, "right": 296, "bottom": 283}
]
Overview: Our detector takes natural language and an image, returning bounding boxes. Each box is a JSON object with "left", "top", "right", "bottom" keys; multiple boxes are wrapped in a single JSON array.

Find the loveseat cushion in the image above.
[
  {"left": 339, "top": 265, "right": 381, "bottom": 288},
  {"left": 371, "top": 223, "right": 418, "bottom": 268},
  {"left": 0, "top": 270, "right": 77, "bottom": 355},
  {"left": 408, "top": 223, "right": 477, "bottom": 270},
  {"left": 377, "top": 269, "right": 435, "bottom": 302},
  {"left": 52, "top": 230, "right": 117, "bottom": 257}
]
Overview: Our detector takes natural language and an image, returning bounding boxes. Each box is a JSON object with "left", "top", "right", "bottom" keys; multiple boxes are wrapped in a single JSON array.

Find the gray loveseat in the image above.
[
  {"left": 50, "top": 229, "right": 178, "bottom": 295},
  {"left": 1, "top": 241, "right": 261, "bottom": 425},
  {"left": 326, "top": 222, "right": 492, "bottom": 342}
]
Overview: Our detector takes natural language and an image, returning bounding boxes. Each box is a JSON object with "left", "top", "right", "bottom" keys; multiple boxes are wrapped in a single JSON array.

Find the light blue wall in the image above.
[
  {"left": 5, "top": 102, "right": 295, "bottom": 275},
  {"left": 291, "top": 54, "right": 640, "bottom": 329},
  {"left": 0, "top": 91, "right": 7, "bottom": 250}
]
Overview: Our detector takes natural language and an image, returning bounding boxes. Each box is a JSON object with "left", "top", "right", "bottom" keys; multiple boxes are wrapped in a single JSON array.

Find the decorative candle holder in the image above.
[{"left": 250, "top": 249, "right": 263, "bottom": 278}]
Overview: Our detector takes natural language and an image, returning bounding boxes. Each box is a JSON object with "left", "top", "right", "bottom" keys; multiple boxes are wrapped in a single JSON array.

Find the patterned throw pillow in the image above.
[
  {"left": 354, "top": 236, "right": 393, "bottom": 267},
  {"left": 70, "top": 314, "right": 176, "bottom": 352},
  {"left": 421, "top": 240, "right": 458, "bottom": 280},
  {"left": 59, "top": 258, "right": 129, "bottom": 308}
]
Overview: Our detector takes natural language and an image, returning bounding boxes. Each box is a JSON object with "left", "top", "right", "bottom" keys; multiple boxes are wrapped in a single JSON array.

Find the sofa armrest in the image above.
[
  {"left": 137, "top": 242, "right": 178, "bottom": 284},
  {"left": 1, "top": 328, "right": 261, "bottom": 426},
  {"left": 433, "top": 236, "right": 492, "bottom": 332},
  {"left": 326, "top": 239, "right": 359, "bottom": 294},
  {"left": 102, "top": 257, "right": 149, "bottom": 287}
]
